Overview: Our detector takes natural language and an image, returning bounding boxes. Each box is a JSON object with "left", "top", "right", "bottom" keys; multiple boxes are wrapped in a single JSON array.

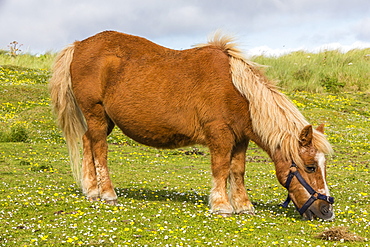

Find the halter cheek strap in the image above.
[{"left": 281, "top": 163, "right": 334, "bottom": 215}]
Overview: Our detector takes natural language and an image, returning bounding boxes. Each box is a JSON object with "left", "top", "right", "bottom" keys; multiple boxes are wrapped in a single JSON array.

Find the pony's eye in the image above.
[{"left": 305, "top": 165, "right": 317, "bottom": 173}]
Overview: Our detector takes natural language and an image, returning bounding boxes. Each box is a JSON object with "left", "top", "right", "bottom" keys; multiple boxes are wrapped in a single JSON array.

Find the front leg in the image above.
[
  {"left": 207, "top": 127, "right": 234, "bottom": 216},
  {"left": 209, "top": 155, "right": 234, "bottom": 216},
  {"left": 229, "top": 141, "right": 255, "bottom": 214}
]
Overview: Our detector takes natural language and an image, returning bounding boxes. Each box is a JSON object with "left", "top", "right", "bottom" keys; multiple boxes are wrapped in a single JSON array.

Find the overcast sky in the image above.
[{"left": 0, "top": 0, "right": 369, "bottom": 56}]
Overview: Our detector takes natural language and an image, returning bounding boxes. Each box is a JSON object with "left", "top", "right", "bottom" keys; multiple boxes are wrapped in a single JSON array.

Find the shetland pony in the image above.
[{"left": 50, "top": 31, "right": 334, "bottom": 220}]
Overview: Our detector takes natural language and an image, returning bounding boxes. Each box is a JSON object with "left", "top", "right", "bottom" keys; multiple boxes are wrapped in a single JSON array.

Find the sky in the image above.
[{"left": 0, "top": 0, "right": 369, "bottom": 56}]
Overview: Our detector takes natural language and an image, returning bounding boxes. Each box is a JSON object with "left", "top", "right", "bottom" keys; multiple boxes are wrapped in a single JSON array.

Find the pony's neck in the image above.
[
  {"left": 270, "top": 148, "right": 291, "bottom": 187},
  {"left": 248, "top": 131, "right": 291, "bottom": 171},
  {"left": 248, "top": 133, "right": 274, "bottom": 160}
]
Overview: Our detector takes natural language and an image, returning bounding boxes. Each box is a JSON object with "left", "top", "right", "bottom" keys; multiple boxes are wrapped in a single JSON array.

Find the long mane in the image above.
[{"left": 195, "top": 32, "right": 333, "bottom": 167}]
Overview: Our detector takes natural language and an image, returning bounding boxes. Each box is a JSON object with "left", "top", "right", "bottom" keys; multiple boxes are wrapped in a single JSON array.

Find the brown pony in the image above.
[{"left": 50, "top": 31, "right": 334, "bottom": 220}]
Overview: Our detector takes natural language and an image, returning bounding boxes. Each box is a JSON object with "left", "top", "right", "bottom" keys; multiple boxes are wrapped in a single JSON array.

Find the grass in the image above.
[
  {"left": 253, "top": 48, "right": 370, "bottom": 93},
  {"left": 0, "top": 50, "right": 55, "bottom": 70},
  {"left": 0, "top": 50, "right": 369, "bottom": 246}
]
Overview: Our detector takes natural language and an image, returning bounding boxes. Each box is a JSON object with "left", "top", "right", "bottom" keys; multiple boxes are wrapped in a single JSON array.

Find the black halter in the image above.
[{"left": 281, "top": 163, "right": 334, "bottom": 215}]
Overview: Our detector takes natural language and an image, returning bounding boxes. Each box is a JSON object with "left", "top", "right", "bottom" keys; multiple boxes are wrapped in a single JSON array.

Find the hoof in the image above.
[
  {"left": 213, "top": 210, "right": 233, "bottom": 217},
  {"left": 104, "top": 199, "right": 118, "bottom": 205},
  {"left": 218, "top": 212, "right": 232, "bottom": 217},
  {"left": 237, "top": 209, "right": 255, "bottom": 215},
  {"left": 87, "top": 197, "right": 117, "bottom": 205},
  {"left": 88, "top": 197, "right": 99, "bottom": 202},
  {"left": 233, "top": 203, "right": 255, "bottom": 215}
]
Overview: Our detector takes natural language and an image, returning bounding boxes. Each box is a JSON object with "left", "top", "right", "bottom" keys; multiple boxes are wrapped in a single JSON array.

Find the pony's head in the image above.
[{"left": 276, "top": 124, "right": 334, "bottom": 221}]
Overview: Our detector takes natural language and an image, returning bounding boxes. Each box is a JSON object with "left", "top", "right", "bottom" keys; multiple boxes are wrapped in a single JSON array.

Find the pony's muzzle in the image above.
[{"left": 305, "top": 200, "right": 335, "bottom": 221}]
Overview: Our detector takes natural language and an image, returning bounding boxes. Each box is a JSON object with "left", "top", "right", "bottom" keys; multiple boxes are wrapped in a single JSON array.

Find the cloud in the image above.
[
  {"left": 0, "top": 0, "right": 369, "bottom": 54},
  {"left": 354, "top": 18, "right": 370, "bottom": 41}
]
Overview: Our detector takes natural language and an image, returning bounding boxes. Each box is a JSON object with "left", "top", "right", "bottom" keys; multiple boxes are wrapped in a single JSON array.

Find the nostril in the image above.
[{"left": 320, "top": 204, "right": 330, "bottom": 214}]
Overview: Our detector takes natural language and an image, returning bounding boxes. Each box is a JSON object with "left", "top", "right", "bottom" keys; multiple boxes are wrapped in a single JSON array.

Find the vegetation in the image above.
[
  {"left": 0, "top": 49, "right": 369, "bottom": 246},
  {"left": 0, "top": 49, "right": 55, "bottom": 70},
  {"left": 253, "top": 49, "right": 370, "bottom": 93}
]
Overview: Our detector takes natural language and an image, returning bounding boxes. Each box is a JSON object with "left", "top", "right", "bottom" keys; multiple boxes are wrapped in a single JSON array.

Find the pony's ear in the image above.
[
  {"left": 316, "top": 123, "right": 325, "bottom": 134},
  {"left": 299, "top": 125, "right": 313, "bottom": 147}
]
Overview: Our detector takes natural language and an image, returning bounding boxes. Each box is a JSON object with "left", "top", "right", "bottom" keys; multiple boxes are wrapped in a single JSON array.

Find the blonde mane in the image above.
[{"left": 196, "top": 32, "right": 333, "bottom": 167}]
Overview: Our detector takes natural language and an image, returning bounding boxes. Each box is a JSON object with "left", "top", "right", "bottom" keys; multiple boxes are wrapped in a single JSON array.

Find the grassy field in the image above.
[{"left": 0, "top": 50, "right": 369, "bottom": 246}]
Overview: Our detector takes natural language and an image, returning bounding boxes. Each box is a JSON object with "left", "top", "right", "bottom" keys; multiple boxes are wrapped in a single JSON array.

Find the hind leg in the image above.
[
  {"left": 82, "top": 117, "right": 115, "bottom": 202},
  {"left": 229, "top": 141, "right": 255, "bottom": 214},
  {"left": 81, "top": 134, "right": 99, "bottom": 201},
  {"left": 82, "top": 106, "right": 117, "bottom": 204}
]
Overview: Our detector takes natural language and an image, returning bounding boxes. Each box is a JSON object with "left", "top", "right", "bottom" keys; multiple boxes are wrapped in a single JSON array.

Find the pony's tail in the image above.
[{"left": 49, "top": 43, "right": 87, "bottom": 185}]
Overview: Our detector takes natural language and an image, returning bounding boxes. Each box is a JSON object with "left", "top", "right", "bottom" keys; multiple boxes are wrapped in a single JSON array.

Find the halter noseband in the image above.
[{"left": 281, "top": 163, "right": 334, "bottom": 215}]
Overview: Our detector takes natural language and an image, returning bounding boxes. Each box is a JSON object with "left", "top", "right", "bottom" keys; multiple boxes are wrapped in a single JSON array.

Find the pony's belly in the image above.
[
  {"left": 105, "top": 94, "right": 205, "bottom": 148},
  {"left": 114, "top": 122, "right": 198, "bottom": 149}
]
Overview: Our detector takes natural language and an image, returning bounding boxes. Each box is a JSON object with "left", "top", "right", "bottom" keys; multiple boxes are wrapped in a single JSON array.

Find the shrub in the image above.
[
  {"left": 0, "top": 125, "right": 28, "bottom": 142},
  {"left": 292, "top": 66, "right": 312, "bottom": 81},
  {"left": 320, "top": 74, "right": 345, "bottom": 92}
]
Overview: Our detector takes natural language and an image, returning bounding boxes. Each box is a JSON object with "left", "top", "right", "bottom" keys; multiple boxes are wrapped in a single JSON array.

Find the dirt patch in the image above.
[{"left": 315, "top": 226, "right": 365, "bottom": 242}]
